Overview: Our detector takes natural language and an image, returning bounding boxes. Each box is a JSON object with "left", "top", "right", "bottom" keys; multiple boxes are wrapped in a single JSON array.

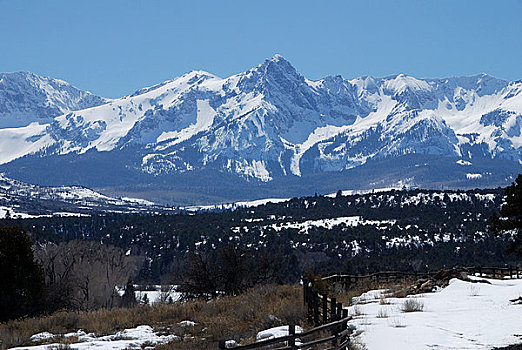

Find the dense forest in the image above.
[{"left": 1, "top": 188, "right": 516, "bottom": 284}]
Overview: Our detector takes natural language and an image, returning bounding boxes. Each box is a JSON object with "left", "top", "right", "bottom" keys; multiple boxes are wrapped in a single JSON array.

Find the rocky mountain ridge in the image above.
[{"left": 0, "top": 56, "right": 521, "bottom": 203}]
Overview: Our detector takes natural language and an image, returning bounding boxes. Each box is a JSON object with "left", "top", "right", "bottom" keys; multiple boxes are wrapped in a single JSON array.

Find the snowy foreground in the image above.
[
  {"left": 11, "top": 278, "right": 522, "bottom": 350},
  {"left": 348, "top": 277, "right": 522, "bottom": 350}
]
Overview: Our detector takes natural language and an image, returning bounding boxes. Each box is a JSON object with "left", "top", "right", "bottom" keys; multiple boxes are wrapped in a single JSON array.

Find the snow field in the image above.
[{"left": 348, "top": 277, "right": 522, "bottom": 349}]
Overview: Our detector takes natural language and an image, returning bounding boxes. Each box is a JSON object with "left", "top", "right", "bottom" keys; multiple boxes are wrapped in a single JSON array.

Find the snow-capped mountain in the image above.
[
  {"left": 0, "top": 174, "right": 173, "bottom": 218},
  {"left": 0, "top": 56, "right": 521, "bottom": 203},
  {"left": 0, "top": 72, "right": 106, "bottom": 128}
]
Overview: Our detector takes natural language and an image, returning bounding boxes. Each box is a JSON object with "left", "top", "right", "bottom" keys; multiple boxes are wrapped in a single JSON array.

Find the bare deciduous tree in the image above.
[{"left": 36, "top": 240, "right": 143, "bottom": 311}]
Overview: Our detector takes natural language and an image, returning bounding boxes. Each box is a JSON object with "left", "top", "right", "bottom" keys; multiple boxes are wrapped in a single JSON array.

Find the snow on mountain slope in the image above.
[
  {"left": 0, "top": 56, "right": 521, "bottom": 185},
  {"left": 0, "top": 122, "right": 51, "bottom": 164},
  {"left": 0, "top": 72, "right": 106, "bottom": 128}
]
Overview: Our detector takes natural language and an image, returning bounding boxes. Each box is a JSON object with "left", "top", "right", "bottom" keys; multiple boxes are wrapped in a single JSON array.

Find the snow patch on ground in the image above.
[
  {"left": 14, "top": 325, "right": 178, "bottom": 350},
  {"left": 466, "top": 173, "right": 483, "bottom": 179},
  {"left": 256, "top": 325, "right": 303, "bottom": 341},
  {"left": 266, "top": 216, "right": 395, "bottom": 233},
  {"left": 457, "top": 159, "right": 472, "bottom": 166}
]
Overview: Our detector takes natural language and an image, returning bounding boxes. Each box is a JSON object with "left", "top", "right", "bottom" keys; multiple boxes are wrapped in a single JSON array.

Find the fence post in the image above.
[
  {"left": 313, "top": 294, "right": 320, "bottom": 326},
  {"left": 337, "top": 302, "right": 343, "bottom": 320},
  {"left": 303, "top": 279, "right": 308, "bottom": 306},
  {"left": 303, "top": 278, "right": 307, "bottom": 305},
  {"left": 322, "top": 294, "right": 328, "bottom": 324},
  {"left": 307, "top": 290, "right": 313, "bottom": 325},
  {"left": 340, "top": 308, "right": 349, "bottom": 348},
  {"left": 289, "top": 324, "right": 296, "bottom": 348},
  {"left": 330, "top": 297, "right": 337, "bottom": 321}
]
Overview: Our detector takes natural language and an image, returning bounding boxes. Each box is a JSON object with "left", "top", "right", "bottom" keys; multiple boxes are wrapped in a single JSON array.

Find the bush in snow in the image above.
[{"left": 401, "top": 298, "right": 424, "bottom": 312}]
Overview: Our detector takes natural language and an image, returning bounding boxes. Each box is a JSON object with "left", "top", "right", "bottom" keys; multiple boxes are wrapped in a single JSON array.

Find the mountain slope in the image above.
[
  {"left": 0, "top": 72, "right": 106, "bottom": 128},
  {"left": 0, "top": 174, "right": 173, "bottom": 218},
  {"left": 0, "top": 56, "right": 521, "bottom": 203}
]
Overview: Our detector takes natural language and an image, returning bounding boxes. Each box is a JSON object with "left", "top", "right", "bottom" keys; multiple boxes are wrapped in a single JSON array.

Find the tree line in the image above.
[{"left": 1, "top": 178, "right": 522, "bottom": 322}]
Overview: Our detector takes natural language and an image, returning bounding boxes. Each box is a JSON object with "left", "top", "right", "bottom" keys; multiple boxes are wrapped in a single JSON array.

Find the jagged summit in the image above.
[
  {"left": 241, "top": 54, "right": 305, "bottom": 92},
  {"left": 259, "top": 53, "right": 294, "bottom": 67}
]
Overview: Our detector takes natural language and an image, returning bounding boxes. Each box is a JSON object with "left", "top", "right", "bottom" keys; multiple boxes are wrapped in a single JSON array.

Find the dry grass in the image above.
[
  {"left": 467, "top": 284, "right": 481, "bottom": 296},
  {"left": 0, "top": 284, "right": 306, "bottom": 349},
  {"left": 401, "top": 298, "right": 424, "bottom": 312},
  {"left": 376, "top": 308, "right": 388, "bottom": 319}
]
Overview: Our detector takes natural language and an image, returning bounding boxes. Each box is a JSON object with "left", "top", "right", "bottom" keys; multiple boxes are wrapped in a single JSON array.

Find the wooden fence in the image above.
[
  {"left": 218, "top": 317, "right": 351, "bottom": 350},
  {"left": 218, "top": 280, "right": 352, "bottom": 349},
  {"left": 320, "top": 270, "right": 435, "bottom": 289},
  {"left": 320, "top": 265, "right": 522, "bottom": 290},
  {"left": 463, "top": 266, "right": 522, "bottom": 279}
]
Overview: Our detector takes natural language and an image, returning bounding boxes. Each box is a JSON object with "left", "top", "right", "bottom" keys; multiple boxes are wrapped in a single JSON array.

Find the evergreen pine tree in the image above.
[
  {"left": 490, "top": 174, "right": 522, "bottom": 257},
  {"left": 0, "top": 226, "right": 45, "bottom": 321}
]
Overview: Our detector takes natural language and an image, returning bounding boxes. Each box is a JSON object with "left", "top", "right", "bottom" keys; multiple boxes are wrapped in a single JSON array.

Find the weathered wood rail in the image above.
[
  {"left": 320, "top": 270, "right": 436, "bottom": 289},
  {"left": 463, "top": 265, "right": 522, "bottom": 279},
  {"left": 320, "top": 265, "right": 522, "bottom": 289}
]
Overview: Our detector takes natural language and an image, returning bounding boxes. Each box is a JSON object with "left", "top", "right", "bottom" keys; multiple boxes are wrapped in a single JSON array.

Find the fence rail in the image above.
[
  {"left": 463, "top": 266, "right": 522, "bottom": 279},
  {"left": 321, "top": 265, "right": 522, "bottom": 289}
]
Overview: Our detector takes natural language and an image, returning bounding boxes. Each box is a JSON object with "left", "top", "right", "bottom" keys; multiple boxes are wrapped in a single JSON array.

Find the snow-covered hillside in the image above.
[
  {"left": 0, "top": 174, "right": 173, "bottom": 218},
  {"left": 0, "top": 56, "right": 521, "bottom": 201}
]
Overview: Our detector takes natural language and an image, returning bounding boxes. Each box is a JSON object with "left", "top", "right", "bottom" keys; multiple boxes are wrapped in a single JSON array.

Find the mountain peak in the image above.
[
  {"left": 270, "top": 53, "right": 287, "bottom": 62},
  {"left": 260, "top": 54, "right": 294, "bottom": 68},
  {"left": 254, "top": 54, "right": 301, "bottom": 81},
  {"left": 0, "top": 71, "right": 106, "bottom": 128},
  {"left": 183, "top": 70, "right": 219, "bottom": 79}
]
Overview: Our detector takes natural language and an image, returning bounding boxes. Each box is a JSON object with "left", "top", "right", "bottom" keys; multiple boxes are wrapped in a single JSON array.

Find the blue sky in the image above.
[{"left": 1, "top": 0, "right": 521, "bottom": 98}]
